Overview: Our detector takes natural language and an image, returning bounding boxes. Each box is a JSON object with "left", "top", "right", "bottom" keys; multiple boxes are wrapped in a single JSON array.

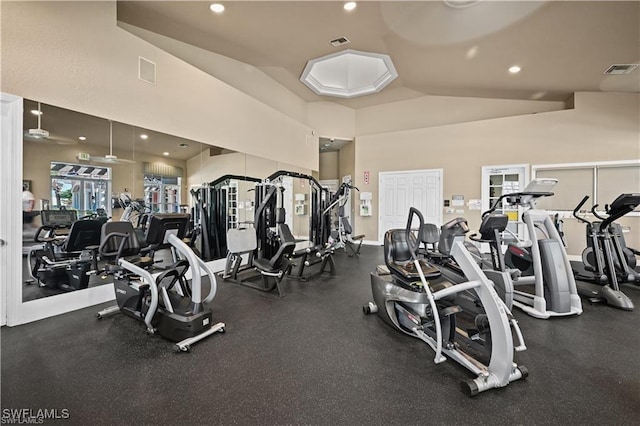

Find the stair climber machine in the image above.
[
  {"left": 571, "top": 194, "right": 640, "bottom": 310},
  {"left": 490, "top": 179, "right": 582, "bottom": 319},
  {"left": 363, "top": 208, "right": 527, "bottom": 396},
  {"left": 97, "top": 213, "right": 225, "bottom": 352}
]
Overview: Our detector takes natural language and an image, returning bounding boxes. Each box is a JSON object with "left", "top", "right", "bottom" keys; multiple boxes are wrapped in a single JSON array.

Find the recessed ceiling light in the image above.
[
  {"left": 78, "top": 136, "right": 87, "bottom": 141},
  {"left": 509, "top": 65, "right": 521, "bottom": 74},
  {"left": 30, "top": 109, "right": 43, "bottom": 116},
  {"left": 344, "top": 2, "right": 357, "bottom": 11},
  {"left": 324, "top": 143, "right": 331, "bottom": 147},
  {"left": 210, "top": 3, "right": 225, "bottom": 13},
  {"left": 163, "top": 152, "right": 170, "bottom": 156},
  {"left": 140, "top": 134, "right": 148, "bottom": 140},
  {"left": 178, "top": 143, "right": 189, "bottom": 148}
]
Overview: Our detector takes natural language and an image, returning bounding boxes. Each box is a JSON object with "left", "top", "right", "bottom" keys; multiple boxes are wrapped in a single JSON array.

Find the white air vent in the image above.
[
  {"left": 138, "top": 56, "right": 156, "bottom": 85},
  {"left": 330, "top": 37, "right": 350, "bottom": 47},
  {"left": 603, "top": 64, "right": 639, "bottom": 75}
]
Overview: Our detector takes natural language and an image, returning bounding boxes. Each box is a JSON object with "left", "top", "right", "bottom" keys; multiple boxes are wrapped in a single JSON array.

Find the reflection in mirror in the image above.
[{"left": 21, "top": 99, "right": 203, "bottom": 302}]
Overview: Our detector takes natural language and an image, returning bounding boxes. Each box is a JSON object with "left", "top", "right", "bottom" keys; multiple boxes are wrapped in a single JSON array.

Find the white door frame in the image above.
[
  {"left": 0, "top": 93, "right": 23, "bottom": 326},
  {"left": 378, "top": 169, "right": 443, "bottom": 244},
  {"left": 2, "top": 93, "right": 115, "bottom": 326}
]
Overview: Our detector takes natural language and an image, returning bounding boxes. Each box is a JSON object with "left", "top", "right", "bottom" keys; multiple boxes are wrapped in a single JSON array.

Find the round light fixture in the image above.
[
  {"left": 163, "top": 152, "right": 170, "bottom": 156},
  {"left": 30, "top": 109, "right": 43, "bottom": 116},
  {"left": 78, "top": 136, "right": 87, "bottom": 141},
  {"left": 344, "top": 2, "right": 357, "bottom": 11},
  {"left": 509, "top": 65, "right": 521, "bottom": 74},
  {"left": 210, "top": 3, "right": 225, "bottom": 13},
  {"left": 140, "top": 134, "right": 149, "bottom": 140}
]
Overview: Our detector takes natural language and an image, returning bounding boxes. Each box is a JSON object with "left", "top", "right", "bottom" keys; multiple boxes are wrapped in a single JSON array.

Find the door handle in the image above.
[{"left": 0, "top": 239, "right": 6, "bottom": 246}]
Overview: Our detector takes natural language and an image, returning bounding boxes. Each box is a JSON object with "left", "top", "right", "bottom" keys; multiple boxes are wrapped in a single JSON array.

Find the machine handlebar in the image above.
[{"left": 405, "top": 207, "right": 424, "bottom": 261}]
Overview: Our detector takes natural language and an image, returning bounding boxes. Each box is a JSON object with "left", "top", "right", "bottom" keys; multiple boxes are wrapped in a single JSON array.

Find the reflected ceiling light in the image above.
[
  {"left": 30, "top": 109, "right": 43, "bottom": 116},
  {"left": 465, "top": 46, "right": 478, "bottom": 60},
  {"left": 163, "top": 152, "right": 170, "bottom": 156},
  {"left": 300, "top": 49, "right": 398, "bottom": 98},
  {"left": 78, "top": 136, "right": 87, "bottom": 141},
  {"left": 344, "top": 2, "right": 357, "bottom": 11},
  {"left": 140, "top": 134, "right": 149, "bottom": 140},
  {"left": 444, "top": 0, "right": 481, "bottom": 9},
  {"left": 509, "top": 65, "right": 521, "bottom": 74},
  {"left": 209, "top": 3, "right": 225, "bottom": 13}
]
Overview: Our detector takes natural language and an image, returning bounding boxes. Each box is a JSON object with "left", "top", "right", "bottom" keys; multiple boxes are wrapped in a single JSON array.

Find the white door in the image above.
[
  {"left": 481, "top": 164, "right": 529, "bottom": 244},
  {"left": 378, "top": 169, "right": 443, "bottom": 242}
]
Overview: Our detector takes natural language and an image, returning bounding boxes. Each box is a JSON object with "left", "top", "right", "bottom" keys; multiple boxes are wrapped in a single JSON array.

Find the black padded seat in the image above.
[
  {"left": 384, "top": 228, "right": 441, "bottom": 281},
  {"left": 61, "top": 219, "right": 102, "bottom": 254},
  {"left": 99, "top": 221, "right": 154, "bottom": 268}
]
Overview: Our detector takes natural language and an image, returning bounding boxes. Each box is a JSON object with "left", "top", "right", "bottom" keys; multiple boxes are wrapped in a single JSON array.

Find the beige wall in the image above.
[
  {"left": 353, "top": 92, "right": 640, "bottom": 254},
  {"left": 2, "top": 1, "right": 317, "bottom": 172},
  {"left": 319, "top": 151, "right": 339, "bottom": 180},
  {"left": 307, "top": 102, "right": 356, "bottom": 140},
  {"left": 355, "top": 95, "right": 566, "bottom": 136}
]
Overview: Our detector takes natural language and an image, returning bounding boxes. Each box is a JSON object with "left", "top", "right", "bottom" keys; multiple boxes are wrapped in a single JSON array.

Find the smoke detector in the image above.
[{"left": 603, "top": 64, "right": 638, "bottom": 75}]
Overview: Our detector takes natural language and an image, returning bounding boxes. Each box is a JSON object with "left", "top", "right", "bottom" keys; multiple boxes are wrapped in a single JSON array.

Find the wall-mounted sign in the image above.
[{"left": 364, "top": 170, "right": 370, "bottom": 185}]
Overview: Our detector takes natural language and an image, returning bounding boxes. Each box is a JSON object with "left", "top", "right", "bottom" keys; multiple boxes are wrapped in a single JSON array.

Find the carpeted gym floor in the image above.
[{"left": 2, "top": 245, "right": 639, "bottom": 425}]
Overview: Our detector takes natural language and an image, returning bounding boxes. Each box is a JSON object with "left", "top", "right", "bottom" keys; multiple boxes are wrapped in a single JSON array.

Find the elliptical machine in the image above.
[
  {"left": 490, "top": 179, "right": 582, "bottom": 319},
  {"left": 571, "top": 194, "right": 639, "bottom": 310},
  {"left": 97, "top": 213, "right": 225, "bottom": 351},
  {"left": 364, "top": 208, "right": 527, "bottom": 396}
]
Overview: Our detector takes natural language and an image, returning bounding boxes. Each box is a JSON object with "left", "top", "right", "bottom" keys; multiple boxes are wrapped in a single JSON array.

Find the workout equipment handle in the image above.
[
  {"left": 405, "top": 207, "right": 424, "bottom": 260},
  {"left": 572, "top": 195, "right": 591, "bottom": 224},
  {"left": 510, "top": 318, "right": 527, "bottom": 352}
]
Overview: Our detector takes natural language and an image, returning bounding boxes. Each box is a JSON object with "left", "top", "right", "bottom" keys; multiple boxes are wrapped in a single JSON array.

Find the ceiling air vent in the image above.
[
  {"left": 603, "top": 64, "right": 638, "bottom": 75},
  {"left": 330, "top": 37, "right": 350, "bottom": 47}
]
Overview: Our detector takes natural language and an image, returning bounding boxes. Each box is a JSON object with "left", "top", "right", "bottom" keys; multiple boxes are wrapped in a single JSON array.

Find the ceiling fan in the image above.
[
  {"left": 82, "top": 120, "right": 135, "bottom": 164},
  {"left": 24, "top": 102, "right": 77, "bottom": 145}
]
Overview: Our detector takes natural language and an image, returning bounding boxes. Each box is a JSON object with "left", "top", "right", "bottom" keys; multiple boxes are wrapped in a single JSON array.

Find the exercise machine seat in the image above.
[
  {"left": 253, "top": 224, "right": 296, "bottom": 274},
  {"left": 99, "top": 221, "right": 153, "bottom": 269},
  {"left": 384, "top": 229, "right": 441, "bottom": 281},
  {"left": 61, "top": 219, "right": 102, "bottom": 254}
]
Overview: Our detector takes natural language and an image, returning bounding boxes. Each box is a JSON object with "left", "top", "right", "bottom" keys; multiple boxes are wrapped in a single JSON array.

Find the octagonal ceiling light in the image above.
[{"left": 300, "top": 49, "right": 398, "bottom": 98}]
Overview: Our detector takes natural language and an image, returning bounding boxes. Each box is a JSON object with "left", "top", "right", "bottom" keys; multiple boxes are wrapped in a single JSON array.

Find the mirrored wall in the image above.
[{"left": 20, "top": 98, "right": 318, "bottom": 304}]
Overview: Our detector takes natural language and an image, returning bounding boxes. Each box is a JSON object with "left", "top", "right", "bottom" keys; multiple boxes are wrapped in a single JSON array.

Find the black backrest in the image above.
[
  {"left": 384, "top": 229, "right": 414, "bottom": 266},
  {"left": 62, "top": 219, "right": 102, "bottom": 252},
  {"left": 275, "top": 208, "right": 286, "bottom": 225},
  {"left": 100, "top": 221, "right": 141, "bottom": 259},
  {"left": 341, "top": 216, "right": 353, "bottom": 235},
  {"left": 269, "top": 224, "right": 296, "bottom": 269},
  {"left": 420, "top": 223, "right": 440, "bottom": 245}
]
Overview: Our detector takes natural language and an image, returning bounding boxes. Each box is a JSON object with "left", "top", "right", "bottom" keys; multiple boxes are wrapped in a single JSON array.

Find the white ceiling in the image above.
[{"left": 116, "top": 1, "right": 640, "bottom": 108}]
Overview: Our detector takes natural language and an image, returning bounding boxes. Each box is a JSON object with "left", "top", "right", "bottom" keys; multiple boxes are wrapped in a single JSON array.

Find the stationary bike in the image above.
[
  {"left": 97, "top": 214, "right": 225, "bottom": 351},
  {"left": 364, "top": 208, "right": 527, "bottom": 396}
]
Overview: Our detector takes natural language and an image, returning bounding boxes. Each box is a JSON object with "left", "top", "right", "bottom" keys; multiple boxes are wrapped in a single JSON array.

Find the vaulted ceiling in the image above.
[{"left": 116, "top": 1, "right": 640, "bottom": 109}]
